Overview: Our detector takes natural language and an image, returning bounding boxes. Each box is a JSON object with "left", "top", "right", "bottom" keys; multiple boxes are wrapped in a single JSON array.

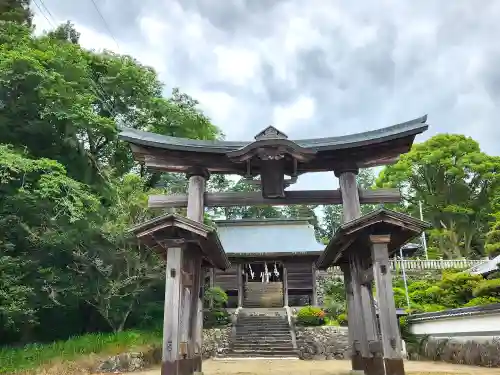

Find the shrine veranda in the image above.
[{"left": 121, "top": 115, "right": 431, "bottom": 375}]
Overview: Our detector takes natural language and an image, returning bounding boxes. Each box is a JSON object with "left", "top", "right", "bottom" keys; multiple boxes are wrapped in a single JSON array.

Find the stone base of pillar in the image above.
[
  {"left": 384, "top": 358, "right": 405, "bottom": 375},
  {"left": 161, "top": 358, "right": 199, "bottom": 375},
  {"left": 363, "top": 356, "right": 385, "bottom": 375},
  {"left": 351, "top": 352, "right": 364, "bottom": 371}
]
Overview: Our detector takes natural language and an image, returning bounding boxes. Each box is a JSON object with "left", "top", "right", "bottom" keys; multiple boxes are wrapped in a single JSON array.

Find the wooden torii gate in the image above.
[
  {"left": 317, "top": 208, "right": 429, "bottom": 375},
  {"left": 120, "top": 115, "right": 429, "bottom": 375}
]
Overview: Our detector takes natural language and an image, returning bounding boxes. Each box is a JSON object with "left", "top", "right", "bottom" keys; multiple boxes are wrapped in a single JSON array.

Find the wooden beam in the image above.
[{"left": 149, "top": 188, "right": 401, "bottom": 208}]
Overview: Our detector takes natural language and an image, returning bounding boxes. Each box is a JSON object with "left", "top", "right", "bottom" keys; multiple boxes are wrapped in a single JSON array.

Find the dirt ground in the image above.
[{"left": 131, "top": 359, "right": 500, "bottom": 375}]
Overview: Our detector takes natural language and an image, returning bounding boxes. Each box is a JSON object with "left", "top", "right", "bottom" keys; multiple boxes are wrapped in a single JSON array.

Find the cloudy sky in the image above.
[{"left": 33, "top": 0, "right": 500, "bottom": 190}]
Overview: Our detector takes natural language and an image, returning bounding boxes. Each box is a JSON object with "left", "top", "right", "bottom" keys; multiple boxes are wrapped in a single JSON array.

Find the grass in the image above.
[{"left": 0, "top": 329, "right": 162, "bottom": 374}]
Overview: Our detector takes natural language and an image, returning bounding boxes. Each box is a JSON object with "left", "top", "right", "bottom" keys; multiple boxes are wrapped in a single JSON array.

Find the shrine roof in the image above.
[
  {"left": 119, "top": 115, "right": 428, "bottom": 154},
  {"left": 128, "top": 213, "right": 230, "bottom": 270},
  {"left": 316, "top": 208, "right": 431, "bottom": 270},
  {"left": 214, "top": 218, "right": 325, "bottom": 255},
  {"left": 118, "top": 115, "right": 429, "bottom": 174}
]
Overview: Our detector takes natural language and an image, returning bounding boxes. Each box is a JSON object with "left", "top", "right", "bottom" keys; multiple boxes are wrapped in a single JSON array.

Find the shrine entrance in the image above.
[
  {"left": 242, "top": 262, "right": 284, "bottom": 308},
  {"left": 243, "top": 261, "right": 284, "bottom": 283},
  {"left": 120, "top": 116, "right": 431, "bottom": 375}
]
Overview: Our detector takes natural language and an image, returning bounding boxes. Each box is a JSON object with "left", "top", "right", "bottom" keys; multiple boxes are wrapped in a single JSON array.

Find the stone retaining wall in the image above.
[
  {"left": 202, "top": 326, "right": 231, "bottom": 358},
  {"left": 97, "top": 327, "right": 231, "bottom": 373},
  {"left": 295, "top": 326, "right": 350, "bottom": 360},
  {"left": 408, "top": 337, "right": 500, "bottom": 367}
]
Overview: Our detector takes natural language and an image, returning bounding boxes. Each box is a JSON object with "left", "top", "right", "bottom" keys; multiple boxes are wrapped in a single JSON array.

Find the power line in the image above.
[
  {"left": 33, "top": 0, "right": 120, "bottom": 118},
  {"left": 32, "top": 0, "right": 55, "bottom": 29},
  {"left": 37, "top": 0, "right": 56, "bottom": 22},
  {"left": 88, "top": 0, "right": 121, "bottom": 52}
]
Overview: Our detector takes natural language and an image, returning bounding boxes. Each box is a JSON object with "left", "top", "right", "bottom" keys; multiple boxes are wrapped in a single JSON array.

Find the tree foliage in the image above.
[
  {"left": 0, "top": 15, "right": 222, "bottom": 342},
  {"left": 377, "top": 134, "right": 500, "bottom": 258}
]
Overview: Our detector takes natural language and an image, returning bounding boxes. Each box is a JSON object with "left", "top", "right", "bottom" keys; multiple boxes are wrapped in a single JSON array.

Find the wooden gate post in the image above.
[
  {"left": 336, "top": 168, "right": 382, "bottom": 374},
  {"left": 161, "top": 246, "right": 184, "bottom": 375},
  {"left": 186, "top": 167, "right": 209, "bottom": 374},
  {"left": 370, "top": 235, "right": 405, "bottom": 375}
]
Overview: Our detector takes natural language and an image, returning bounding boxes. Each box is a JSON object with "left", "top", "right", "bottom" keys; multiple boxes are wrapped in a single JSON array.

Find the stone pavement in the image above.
[{"left": 130, "top": 359, "right": 500, "bottom": 375}]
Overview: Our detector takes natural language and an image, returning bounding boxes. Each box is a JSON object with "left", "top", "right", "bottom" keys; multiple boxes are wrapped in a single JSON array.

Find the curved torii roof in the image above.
[{"left": 119, "top": 115, "right": 428, "bottom": 176}]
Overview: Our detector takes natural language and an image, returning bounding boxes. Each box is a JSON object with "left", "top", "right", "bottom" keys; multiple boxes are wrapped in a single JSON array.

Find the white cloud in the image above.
[
  {"left": 32, "top": 0, "right": 500, "bottom": 192},
  {"left": 272, "top": 96, "right": 316, "bottom": 133}
]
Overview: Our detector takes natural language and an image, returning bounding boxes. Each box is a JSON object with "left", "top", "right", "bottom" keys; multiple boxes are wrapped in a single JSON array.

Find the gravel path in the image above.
[{"left": 130, "top": 359, "right": 500, "bottom": 375}]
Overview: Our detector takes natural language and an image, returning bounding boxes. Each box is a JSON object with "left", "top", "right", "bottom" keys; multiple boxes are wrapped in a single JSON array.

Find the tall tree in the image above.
[
  {"left": 376, "top": 134, "right": 500, "bottom": 258},
  {"left": 0, "top": 22, "right": 220, "bottom": 189},
  {"left": 0, "top": 0, "right": 32, "bottom": 26}
]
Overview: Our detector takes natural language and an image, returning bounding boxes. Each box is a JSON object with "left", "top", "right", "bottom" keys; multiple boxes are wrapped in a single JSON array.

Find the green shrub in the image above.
[
  {"left": 337, "top": 313, "right": 348, "bottom": 326},
  {"left": 473, "top": 278, "right": 500, "bottom": 298},
  {"left": 393, "top": 287, "right": 408, "bottom": 308},
  {"left": 438, "top": 271, "right": 482, "bottom": 307},
  {"left": 203, "top": 286, "right": 228, "bottom": 308},
  {"left": 324, "top": 317, "right": 339, "bottom": 326},
  {"left": 409, "top": 303, "right": 447, "bottom": 313},
  {"left": 203, "top": 308, "right": 230, "bottom": 328},
  {"left": 323, "top": 297, "right": 345, "bottom": 319},
  {"left": 296, "top": 306, "right": 325, "bottom": 326},
  {"left": 464, "top": 296, "right": 500, "bottom": 307}
]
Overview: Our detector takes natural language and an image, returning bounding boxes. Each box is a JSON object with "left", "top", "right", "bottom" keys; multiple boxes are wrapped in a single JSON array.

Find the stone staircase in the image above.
[
  {"left": 225, "top": 309, "right": 297, "bottom": 358},
  {"left": 244, "top": 282, "right": 283, "bottom": 308}
]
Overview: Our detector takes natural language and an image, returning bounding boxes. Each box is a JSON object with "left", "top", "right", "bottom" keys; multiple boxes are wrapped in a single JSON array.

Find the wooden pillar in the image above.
[
  {"left": 340, "top": 262, "right": 364, "bottom": 371},
  {"left": 337, "top": 169, "right": 361, "bottom": 222},
  {"left": 161, "top": 247, "right": 184, "bottom": 375},
  {"left": 186, "top": 167, "right": 209, "bottom": 374},
  {"left": 359, "top": 253, "right": 384, "bottom": 375},
  {"left": 189, "top": 253, "right": 202, "bottom": 366},
  {"left": 181, "top": 254, "right": 193, "bottom": 362},
  {"left": 311, "top": 262, "right": 318, "bottom": 306},
  {"left": 371, "top": 235, "right": 405, "bottom": 375},
  {"left": 209, "top": 268, "right": 215, "bottom": 309},
  {"left": 237, "top": 263, "right": 243, "bottom": 308},
  {"left": 283, "top": 263, "right": 289, "bottom": 307},
  {"left": 336, "top": 168, "right": 382, "bottom": 375}
]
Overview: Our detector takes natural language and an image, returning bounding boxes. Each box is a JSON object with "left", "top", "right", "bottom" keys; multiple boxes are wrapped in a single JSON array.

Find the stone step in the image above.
[
  {"left": 221, "top": 352, "right": 298, "bottom": 359},
  {"left": 233, "top": 341, "right": 293, "bottom": 346},
  {"left": 232, "top": 343, "right": 293, "bottom": 349},
  {"left": 238, "top": 322, "right": 288, "bottom": 325},
  {"left": 237, "top": 317, "right": 287, "bottom": 321},
  {"left": 238, "top": 326, "right": 288, "bottom": 328},
  {"left": 235, "top": 331, "right": 291, "bottom": 335},
  {"left": 235, "top": 329, "right": 291, "bottom": 334},
  {"left": 237, "top": 321, "right": 288, "bottom": 324},
  {"left": 228, "top": 349, "right": 298, "bottom": 356}
]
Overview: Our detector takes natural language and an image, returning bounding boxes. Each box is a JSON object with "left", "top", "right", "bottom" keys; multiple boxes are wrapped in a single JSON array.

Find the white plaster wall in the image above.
[{"left": 410, "top": 312, "right": 500, "bottom": 338}]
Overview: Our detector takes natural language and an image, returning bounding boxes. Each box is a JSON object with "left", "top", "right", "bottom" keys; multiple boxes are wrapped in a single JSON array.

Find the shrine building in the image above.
[{"left": 209, "top": 217, "right": 324, "bottom": 308}]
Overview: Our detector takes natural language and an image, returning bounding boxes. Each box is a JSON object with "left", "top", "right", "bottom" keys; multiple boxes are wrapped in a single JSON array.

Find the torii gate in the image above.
[{"left": 120, "top": 115, "right": 429, "bottom": 375}]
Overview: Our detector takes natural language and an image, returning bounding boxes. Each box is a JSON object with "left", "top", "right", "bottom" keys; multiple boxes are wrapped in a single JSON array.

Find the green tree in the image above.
[
  {"left": 0, "top": 14, "right": 224, "bottom": 343},
  {"left": 485, "top": 213, "right": 500, "bottom": 257},
  {"left": 0, "top": 0, "right": 32, "bottom": 26},
  {"left": 377, "top": 134, "right": 500, "bottom": 258},
  {"left": 0, "top": 145, "right": 99, "bottom": 340},
  {"left": 0, "top": 22, "right": 220, "bottom": 189}
]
